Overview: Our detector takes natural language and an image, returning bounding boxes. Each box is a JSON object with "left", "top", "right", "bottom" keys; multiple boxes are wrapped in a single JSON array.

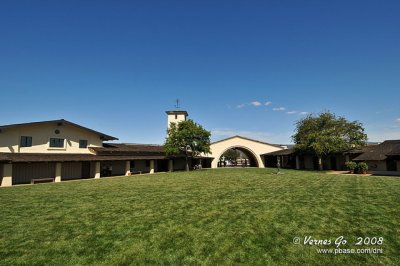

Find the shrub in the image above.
[
  {"left": 345, "top": 161, "right": 357, "bottom": 173},
  {"left": 356, "top": 162, "right": 369, "bottom": 174}
]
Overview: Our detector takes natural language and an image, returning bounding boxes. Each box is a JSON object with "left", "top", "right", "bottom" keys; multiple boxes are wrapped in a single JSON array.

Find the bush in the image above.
[
  {"left": 345, "top": 161, "right": 357, "bottom": 173},
  {"left": 356, "top": 162, "right": 369, "bottom": 174}
]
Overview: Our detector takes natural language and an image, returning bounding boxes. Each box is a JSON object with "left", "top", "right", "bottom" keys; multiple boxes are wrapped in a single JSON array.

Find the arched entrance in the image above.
[
  {"left": 215, "top": 146, "right": 264, "bottom": 167},
  {"left": 217, "top": 147, "right": 259, "bottom": 167},
  {"left": 208, "top": 136, "right": 283, "bottom": 168}
]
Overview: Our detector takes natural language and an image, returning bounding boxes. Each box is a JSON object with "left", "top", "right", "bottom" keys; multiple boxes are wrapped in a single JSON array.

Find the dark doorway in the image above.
[
  {"left": 287, "top": 155, "right": 297, "bottom": 169},
  {"left": 330, "top": 157, "right": 337, "bottom": 170},
  {"left": 299, "top": 156, "right": 305, "bottom": 169},
  {"left": 157, "top": 160, "right": 169, "bottom": 172},
  {"left": 264, "top": 155, "right": 296, "bottom": 169},
  {"left": 202, "top": 158, "right": 212, "bottom": 168},
  {"left": 386, "top": 160, "right": 397, "bottom": 171},
  {"left": 264, "top": 156, "right": 277, "bottom": 167},
  {"left": 313, "top": 157, "right": 319, "bottom": 170},
  {"left": 81, "top": 162, "right": 91, "bottom": 178}
]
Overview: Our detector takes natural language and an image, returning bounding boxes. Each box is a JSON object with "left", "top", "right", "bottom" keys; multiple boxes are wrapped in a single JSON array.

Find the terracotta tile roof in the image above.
[{"left": 353, "top": 140, "right": 400, "bottom": 161}]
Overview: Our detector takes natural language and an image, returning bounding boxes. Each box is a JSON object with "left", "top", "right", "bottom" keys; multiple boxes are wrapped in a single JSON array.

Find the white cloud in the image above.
[
  {"left": 299, "top": 112, "right": 309, "bottom": 115},
  {"left": 286, "top": 111, "right": 297, "bottom": 115},
  {"left": 250, "top": 101, "right": 262, "bottom": 107},
  {"left": 265, "top": 101, "right": 272, "bottom": 106},
  {"left": 236, "top": 100, "right": 264, "bottom": 108},
  {"left": 396, "top": 118, "right": 400, "bottom": 122},
  {"left": 272, "top": 107, "right": 286, "bottom": 111}
]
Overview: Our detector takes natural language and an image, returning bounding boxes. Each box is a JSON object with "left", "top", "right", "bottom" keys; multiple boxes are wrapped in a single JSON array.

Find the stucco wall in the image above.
[
  {"left": 0, "top": 123, "right": 103, "bottom": 154},
  {"left": 208, "top": 136, "right": 282, "bottom": 168},
  {"left": 167, "top": 114, "right": 187, "bottom": 129}
]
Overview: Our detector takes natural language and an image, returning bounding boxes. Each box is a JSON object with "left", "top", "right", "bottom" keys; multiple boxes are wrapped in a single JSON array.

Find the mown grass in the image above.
[{"left": 0, "top": 168, "right": 399, "bottom": 265}]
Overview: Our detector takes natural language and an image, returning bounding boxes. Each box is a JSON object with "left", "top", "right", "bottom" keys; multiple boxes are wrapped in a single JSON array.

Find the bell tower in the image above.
[
  {"left": 166, "top": 99, "right": 188, "bottom": 129},
  {"left": 166, "top": 110, "right": 188, "bottom": 129}
]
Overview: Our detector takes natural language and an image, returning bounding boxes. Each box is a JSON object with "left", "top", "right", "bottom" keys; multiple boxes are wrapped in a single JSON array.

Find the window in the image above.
[
  {"left": 49, "top": 138, "right": 65, "bottom": 148},
  {"left": 145, "top": 160, "right": 150, "bottom": 167},
  {"left": 131, "top": 161, "right": 136, "bottom": 168},
  {"left": 20, "top": 136, "right": 32, "bottom": 147},
  {"left": 79, "top": 140, "right": 88, "bottom": 148}
]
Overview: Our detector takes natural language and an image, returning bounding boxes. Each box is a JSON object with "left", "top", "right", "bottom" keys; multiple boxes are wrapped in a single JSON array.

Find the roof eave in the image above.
[{"left": 0, "top": 119, "right": 118, "bottom": 141}]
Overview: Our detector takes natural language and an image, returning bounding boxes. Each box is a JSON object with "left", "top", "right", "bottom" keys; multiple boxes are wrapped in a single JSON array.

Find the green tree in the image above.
[
  {"left": 164, "top": 119, "right": 211, "bottom": 171},
  {"left": 292, "top": 112, "right": 367, "bottom": 170},
  {"left": 222, "top": 149, "right": 240, "bottom": 163}
]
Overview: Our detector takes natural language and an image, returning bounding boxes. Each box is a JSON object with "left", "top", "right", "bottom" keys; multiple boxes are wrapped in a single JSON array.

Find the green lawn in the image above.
[{"left": 0, "top": 168, "right": 399, "bottom": 265}]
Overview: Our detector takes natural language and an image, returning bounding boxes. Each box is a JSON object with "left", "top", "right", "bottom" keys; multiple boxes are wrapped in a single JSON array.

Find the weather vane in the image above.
[{"left": 175, "top": 99, "right": 181, "bottom": 109}]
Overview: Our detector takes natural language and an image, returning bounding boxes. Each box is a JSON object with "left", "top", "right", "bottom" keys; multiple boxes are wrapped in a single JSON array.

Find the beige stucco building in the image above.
[
  {"left": 0, "top": 110, "right": 287, "bottom": 186},
  {"left": 164, "top": 110, "right": 285, "bottom": 169},
  {"left": 0, "top": 120, "right": 108, "bottom": 154},
  {"left": 3, "top": 109, "right": 397, "bottom": 186},
  {"left": 0, "top": 118, "right": 188, "bottom": 187}
]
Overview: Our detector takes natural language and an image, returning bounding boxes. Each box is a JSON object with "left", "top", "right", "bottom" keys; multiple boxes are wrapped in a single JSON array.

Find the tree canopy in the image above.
[
  {"left": 222, "top": 149, "right": 241, "bottom": 162},
  {"left": 164, "top": 119, "right": 211, "bottom": 171},
  {"left": 292, "top": 112, "right": 367, "bottom": 169}
]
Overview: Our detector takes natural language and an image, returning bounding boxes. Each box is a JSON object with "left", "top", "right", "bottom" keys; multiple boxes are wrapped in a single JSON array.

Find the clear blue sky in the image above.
[{"left": 1, "top": 0, "right": 399, "bottom": 144}]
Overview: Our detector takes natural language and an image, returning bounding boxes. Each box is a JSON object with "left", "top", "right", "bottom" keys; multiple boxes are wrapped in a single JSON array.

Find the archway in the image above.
[
  {"left": 217, "top": 146, "right": 259, "bottom": 168},
  {"left": 208, "top": 136, "right": 283, "bottom": 168}
]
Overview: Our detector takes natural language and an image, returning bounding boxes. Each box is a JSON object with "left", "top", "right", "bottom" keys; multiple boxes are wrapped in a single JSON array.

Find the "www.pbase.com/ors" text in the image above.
[{"left": 317, "top": 248, "right": 383, "bottom": 255}]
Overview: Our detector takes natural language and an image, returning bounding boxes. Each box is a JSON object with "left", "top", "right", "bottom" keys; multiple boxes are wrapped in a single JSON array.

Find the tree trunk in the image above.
[{"left": 318, "top": 156, "right": 323, "bottom": 171}]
